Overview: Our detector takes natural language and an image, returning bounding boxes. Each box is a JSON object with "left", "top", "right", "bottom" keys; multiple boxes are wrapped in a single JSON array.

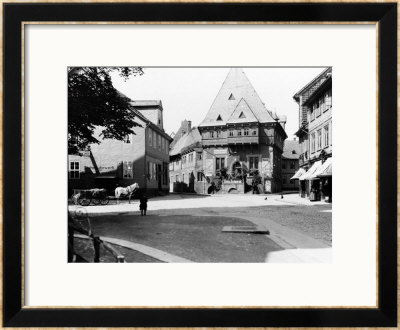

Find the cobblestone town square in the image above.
[
  {"left": 68, "top": 67, "right": 333, "bottom": 263},
  {"left": 69, "top": 193, "right": 332, "bottom": 263}
]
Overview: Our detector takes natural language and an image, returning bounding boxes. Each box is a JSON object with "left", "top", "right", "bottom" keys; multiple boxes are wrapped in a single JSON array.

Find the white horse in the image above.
[{"left": 115, "top": 183, "right": 139, "bottom": 204}]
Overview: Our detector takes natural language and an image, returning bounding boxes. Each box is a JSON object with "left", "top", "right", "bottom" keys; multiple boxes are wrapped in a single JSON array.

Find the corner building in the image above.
[
  {"left": 68, "top": 100, "right": 172, "bottom": 197},
  {"left": 197, "top": 68, "right": 287, "bottom": 193},
  {"left": 292, "top": 67, "right": 332, "bottom": 202}
]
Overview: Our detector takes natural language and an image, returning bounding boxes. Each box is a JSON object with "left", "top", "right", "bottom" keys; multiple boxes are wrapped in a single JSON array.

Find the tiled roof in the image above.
[
  {"left": 282, "top": 140, "right": 301, "bottom": 159},
  {"left": 227, "top": 98, "right": 258, "bottom": 124},
  {"left": 293, "top": 67, "right": 332, "bottom": 103},
  {"left": 199, "top": 68, "right": 277, "bottom": 127},
  {"left": 169, "top": 128, "right": 202, "bottom": 157}
]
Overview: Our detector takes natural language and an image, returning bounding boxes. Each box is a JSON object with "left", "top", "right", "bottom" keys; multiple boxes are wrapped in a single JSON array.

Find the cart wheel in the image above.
[
  {"left": 92, "top": 198, "right": 101, "bottom": 205},
  {"left": 79, "top": 198, "right": 91, "bottom": 206},
  {"left": 100, "top": 196, "right": 109, "bottom": 205}
]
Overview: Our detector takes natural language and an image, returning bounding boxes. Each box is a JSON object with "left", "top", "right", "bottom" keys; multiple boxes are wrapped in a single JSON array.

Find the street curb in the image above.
[{"left": 74, "top": 234, "right": 193, "bottom": 263}]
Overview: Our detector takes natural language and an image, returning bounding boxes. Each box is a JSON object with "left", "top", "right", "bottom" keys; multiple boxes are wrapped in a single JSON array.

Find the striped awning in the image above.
[
  {"left": 290, "top": 168, "right": 306, "bottom": 180},
  {"left": 299, "top": 160, "right": 322, "bottom": 181}
]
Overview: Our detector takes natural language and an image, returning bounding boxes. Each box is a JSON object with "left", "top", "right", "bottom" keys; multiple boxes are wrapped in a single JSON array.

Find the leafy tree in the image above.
[{"left": 68, "top": 67, "right": 144, "bottom": 153}]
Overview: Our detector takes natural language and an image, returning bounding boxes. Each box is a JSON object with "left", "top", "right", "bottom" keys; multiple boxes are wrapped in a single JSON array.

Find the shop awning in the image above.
[
  {"left": 290, "top": 168, "right": 306, "bottom": 180},
  {"left": 299, "top": 160, "right": 322, "bottom": 181},
  {"left": 314, "top": 157, "right": 332, "bottom": 178},
  {"left": 317, "top": 158, "right": 332, "bottom": 177}
]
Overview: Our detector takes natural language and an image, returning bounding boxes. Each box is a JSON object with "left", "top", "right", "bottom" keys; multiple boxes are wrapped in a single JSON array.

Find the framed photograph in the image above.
[{"left": 3, "top": 1, "right": 397, "bottom": 327}]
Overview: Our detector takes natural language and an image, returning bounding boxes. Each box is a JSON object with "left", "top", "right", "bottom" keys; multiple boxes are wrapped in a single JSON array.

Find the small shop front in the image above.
[
  {"left": 290, "top": 167, "right": 306, "bottom": 197},
  {"left": 298, "top": 158, "right": 332, "bottom": 202},
  {"left": 299, "top": 160, "right": 322, "bottom": 200},
  {"left": 317, "top": 159, "right": 332, "bottom": 203}
]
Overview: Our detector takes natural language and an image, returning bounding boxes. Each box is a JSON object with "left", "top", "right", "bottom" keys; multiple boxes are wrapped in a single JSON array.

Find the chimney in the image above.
[{"left": 181, "top": 120, "right": 192, "bottom": 135}]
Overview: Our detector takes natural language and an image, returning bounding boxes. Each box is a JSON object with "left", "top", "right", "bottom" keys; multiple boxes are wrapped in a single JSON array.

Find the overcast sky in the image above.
[{"left": 111, "top": 67, "right": 327, "bottom": 139}]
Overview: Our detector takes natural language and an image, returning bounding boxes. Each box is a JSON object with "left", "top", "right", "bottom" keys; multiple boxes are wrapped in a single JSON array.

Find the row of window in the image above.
[
  {"left": 229, "top": 128, "right": 257, "bottom": 137},
  {"left": 215, "top": 157, "right": 259, "bottom": 171},
  {"left": 207, "top": 128, "right": 258, "bottom": 138},
  {"left": 171, "top": 172, "right": 204, "bottom": 184},
  {"left": 148, "top": 128, "right": 169, "bottom": 154},
  {"left": 310, "top": 124, "right": 331, "bottom": 153},
  {"left": 68, "top": 161, "right": 133, "bottom": 179},
  {"left": 310, "top": 89, "right": 332, "bottom": 121},
  {"left": 171, "top": 152, "right": 202, "bottom": 169}
]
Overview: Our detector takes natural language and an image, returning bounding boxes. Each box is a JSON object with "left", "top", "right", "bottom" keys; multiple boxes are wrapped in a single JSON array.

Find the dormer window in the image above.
[
  {"left": 239, "top": 112, "right": 246, "bottom": 119},
  {"left": 216, "top": 115, "right": 222, "bottom": 121},
  {"left": 292, "top": 150, "right": 296, "bottom": 154},
  {"left": 228, "top": 93, "right": 235, "bottom": 100}
]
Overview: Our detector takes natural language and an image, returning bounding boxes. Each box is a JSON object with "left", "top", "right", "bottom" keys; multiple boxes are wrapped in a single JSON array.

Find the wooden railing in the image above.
[{"left": 68, "top": 211, "right": 125, "bottom": 263}]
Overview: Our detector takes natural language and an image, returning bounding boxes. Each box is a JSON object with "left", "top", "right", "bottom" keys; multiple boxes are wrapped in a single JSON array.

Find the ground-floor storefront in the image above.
[{"left": 292, "top": 157, "right": 332, "bottom": 203}]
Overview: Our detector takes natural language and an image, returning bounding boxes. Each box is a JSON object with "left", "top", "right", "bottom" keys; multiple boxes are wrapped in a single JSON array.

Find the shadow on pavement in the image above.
[{"left": 88, "top": 213, "right": 284, "bottom": 263}]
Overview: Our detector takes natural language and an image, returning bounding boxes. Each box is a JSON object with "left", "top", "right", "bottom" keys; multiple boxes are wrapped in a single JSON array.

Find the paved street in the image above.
[{"left": 69, "top": 193, "right": 332, "bottom": 263}]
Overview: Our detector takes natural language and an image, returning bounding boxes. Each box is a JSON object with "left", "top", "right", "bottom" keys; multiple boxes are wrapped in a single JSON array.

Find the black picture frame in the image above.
[{"left": 3, "top": 2, "right": 397, "bottom": 327}]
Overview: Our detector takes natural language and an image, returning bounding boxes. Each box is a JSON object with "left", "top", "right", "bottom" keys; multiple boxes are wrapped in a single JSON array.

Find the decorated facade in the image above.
[{"left": 170, "top": 68, "right": 287, "bottom": 194}]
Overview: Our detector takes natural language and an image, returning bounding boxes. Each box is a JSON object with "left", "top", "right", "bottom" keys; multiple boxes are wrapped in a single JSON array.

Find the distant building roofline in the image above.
[{"left": 293, "top": 67, "right": 332, "bottom": 101}]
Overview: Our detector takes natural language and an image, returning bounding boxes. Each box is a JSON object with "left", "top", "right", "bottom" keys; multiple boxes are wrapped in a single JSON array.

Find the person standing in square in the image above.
[{"left": 139, "top": 194, "right": 148, "bottom": 216}]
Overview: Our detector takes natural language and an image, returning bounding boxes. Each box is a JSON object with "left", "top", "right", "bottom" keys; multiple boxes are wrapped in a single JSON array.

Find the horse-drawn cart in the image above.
[{"left": 72, "top": 189, "right": 109, "bottom": 206}]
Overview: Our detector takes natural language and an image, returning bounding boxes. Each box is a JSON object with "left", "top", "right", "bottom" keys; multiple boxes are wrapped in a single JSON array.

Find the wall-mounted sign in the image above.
[
  {"left": 205, "top": 158, "right": 214, "bottom": 176},
  {"left": 214, "top": 149, "right": 227, "bottom": 155}
]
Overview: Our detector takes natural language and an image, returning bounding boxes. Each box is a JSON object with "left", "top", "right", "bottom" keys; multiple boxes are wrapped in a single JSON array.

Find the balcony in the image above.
[
  {"left": 228, "top": 135, "right": 259, "bottom": 144},
  {"left": 202, "top": 138, "right": 228, "bottom": 147}
]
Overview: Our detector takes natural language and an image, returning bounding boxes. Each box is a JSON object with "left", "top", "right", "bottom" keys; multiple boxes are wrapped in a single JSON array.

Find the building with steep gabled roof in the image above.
[
  {"left": 199, "top": 68, "right": 285, "bottom": 128},
  {"left": 195, "top": 67, "right": 287, "bottom": 193},
  {"left": 168, "top": 120, "right": 204, "bottom": 193}
]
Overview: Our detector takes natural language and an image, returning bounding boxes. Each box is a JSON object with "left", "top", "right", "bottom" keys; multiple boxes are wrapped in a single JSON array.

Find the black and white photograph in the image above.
[
  {"left": 3, "top": 1, "right": 396, "bottom": 325},
  {"left": 68, "top": 66, "right": 332, "bottom": 263}
]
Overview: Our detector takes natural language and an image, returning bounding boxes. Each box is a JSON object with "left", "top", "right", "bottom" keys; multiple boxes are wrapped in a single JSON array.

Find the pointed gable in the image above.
[
  {"left": 169, "top": 128, "right": 202, "bottom": 157},
  {"left": 227, "top": 98, "right": 258, "bottom": 124},
  {"left": 199, "top": 68, "right": 276, "bottom": 127}
]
